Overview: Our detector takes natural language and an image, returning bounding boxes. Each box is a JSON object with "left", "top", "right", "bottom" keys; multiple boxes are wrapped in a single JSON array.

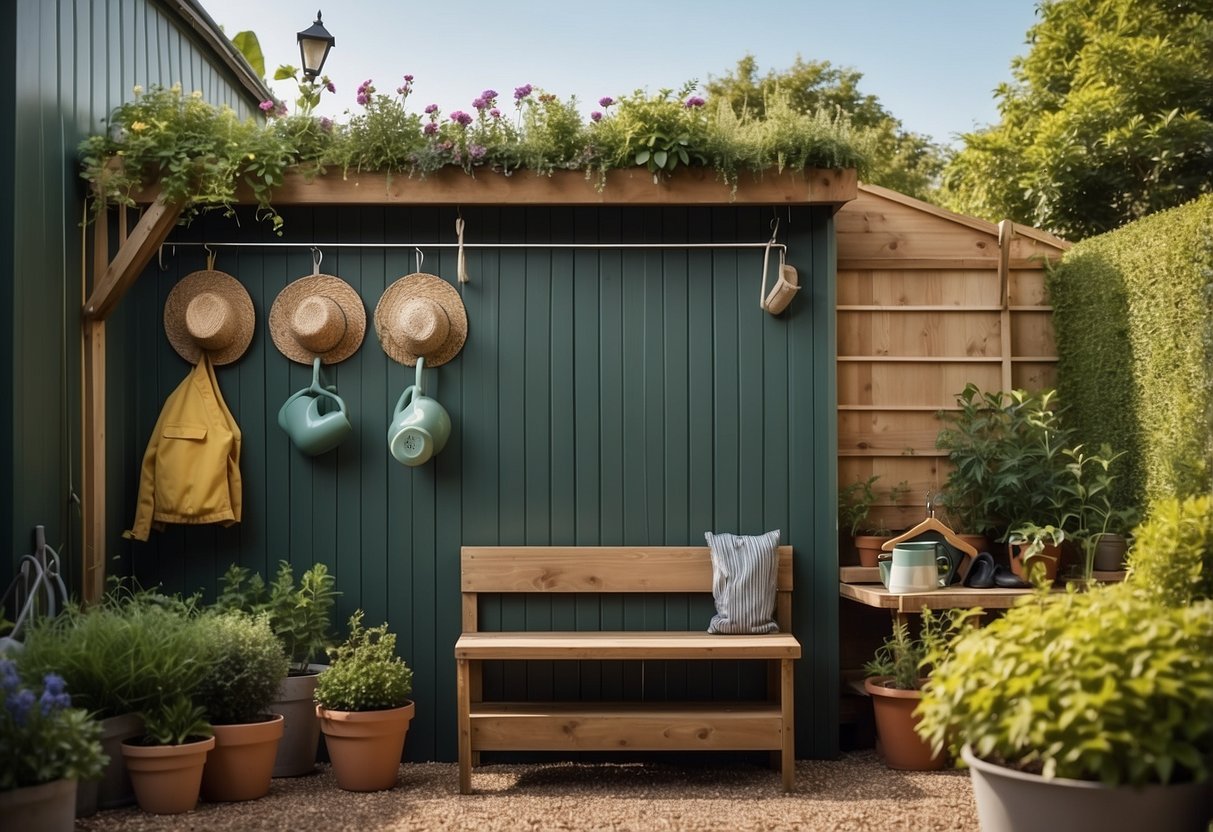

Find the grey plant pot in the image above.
[
  {"left": 962, "top": 746, "right": 1210, "bottom": 832},
  {"left": 271, "top": 664, "right": 327, "bottom": 777},
  {"left": 74, "top": 712, "right": 145, "bottom": 816},
  {"left": 1092, "top": 533, "right": 1128, "bottom": 572}
]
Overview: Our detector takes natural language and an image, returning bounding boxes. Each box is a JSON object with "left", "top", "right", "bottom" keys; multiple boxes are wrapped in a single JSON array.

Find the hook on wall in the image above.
[
  {"left": 203, "top": 243, "right": 216, "bottom": 271},
  {"left": 414, "top": 247, "right": 424, "bottom": 274},
  {"left": 311, "top": 245, "right": 323, "bottom": 275}
]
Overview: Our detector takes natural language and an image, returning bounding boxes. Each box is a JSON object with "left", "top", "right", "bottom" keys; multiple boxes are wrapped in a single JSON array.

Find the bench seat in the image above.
[{"left": 455, "top": 631, "right": 802, "bottom": 660}]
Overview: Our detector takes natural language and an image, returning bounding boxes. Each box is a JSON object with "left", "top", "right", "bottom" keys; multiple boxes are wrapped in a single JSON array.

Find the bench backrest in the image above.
[{"left": 461, "top": 546, "right": 794, "bottom": 632}]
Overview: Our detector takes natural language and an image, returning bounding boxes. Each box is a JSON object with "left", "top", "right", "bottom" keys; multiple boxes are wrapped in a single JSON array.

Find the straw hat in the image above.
[
  {"left": 269, "top": 274, "right": 366, "bottom": 365},
  {"left": 374, "top": 273, "right": 467, "bottom": 367},
  {"left": 163, "top": 270, "right": 255, "bottom": 365}
]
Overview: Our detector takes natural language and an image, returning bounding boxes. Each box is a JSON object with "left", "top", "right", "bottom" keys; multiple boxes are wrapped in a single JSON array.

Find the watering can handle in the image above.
[
  {"left": 394, "top": 386, "right": 417, "bottom": 417},
  {"left": 414, "top": 356, "right": 427, "bottom": 396}
]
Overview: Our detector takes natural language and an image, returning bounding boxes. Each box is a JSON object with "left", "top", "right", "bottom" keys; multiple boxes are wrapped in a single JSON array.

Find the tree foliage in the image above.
[
  {"left": 940, "top": 0, "right": 1213, "bottom": 239},
  {"left": 705, "top": 55, "right": 946, "bottom": 201}
]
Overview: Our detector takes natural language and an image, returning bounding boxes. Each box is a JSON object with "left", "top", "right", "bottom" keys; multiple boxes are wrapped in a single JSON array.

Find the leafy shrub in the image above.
[
  {"left": 194, "top": 612, "right": 289, "bottom": 725},
  {"left": 19, "top": 584, "right": 217, "bottom": 718},
  {"left": 314, "top": 611, "right": 413, "bottom": 712},
  {"left": 1048, "top": 195, "right": 1213, "bottom": 509},
  {"left": 863, "top": 607, "right": 977, "bottom": 690},
  {"left": 216, "top": 561, "right": 338, "bottom": 673},
  {"left": 917, "top": 584, "right": 1213, "bottom": 786},
  {"left": 140, "top": 695, "right": 211, "bottom": 746},
  {"left": 1127, "top": 494, "right": 1213, "bottom": 607}
]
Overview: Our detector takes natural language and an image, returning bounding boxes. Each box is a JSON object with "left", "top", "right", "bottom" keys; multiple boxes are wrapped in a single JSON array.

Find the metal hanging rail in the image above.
[{"left": 161, "top": 241, "right": 784, "bottom": 251}]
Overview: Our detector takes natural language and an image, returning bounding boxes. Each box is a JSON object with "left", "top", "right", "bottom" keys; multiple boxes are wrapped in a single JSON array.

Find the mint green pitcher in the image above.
[{"left": 877, "top": 540, "right": 951, "bottom": 594}]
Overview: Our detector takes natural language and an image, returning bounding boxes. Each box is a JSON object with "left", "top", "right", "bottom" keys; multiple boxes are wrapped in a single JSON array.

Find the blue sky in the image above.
[{"left": 200, "top": 0, "right": 1041, "bottom": 147}]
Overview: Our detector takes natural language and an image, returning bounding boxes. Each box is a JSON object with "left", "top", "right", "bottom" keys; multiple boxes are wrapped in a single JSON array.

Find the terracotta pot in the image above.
[
  {"left": 317, "top": 701, "right": 415, "bottom": 792},
  {"left": 272, "top": 665, "right": 326, "bottom": 777},
  {"left": 1092, "top": 534, "right": 1128, "bottom": 572},
  {"left": 864, "top": 677, "right": 944, "bottom": 771},
  {"left": 963, "top": 745, "right": 1210, "bottom": 832},
  {"left": 122, "top": 736, "right": 215, "bottom": 814},
  {"left": 0, "top": 778, "right": 77, "bottom": 832},
  {"left": 854, "top": 535, "right": 893, "bottom": 568},
  {"left": 1011, "top": 542, "right": 1060, "bottom": 583},
  {"left": 201, "top": 714, "right": 284, "bottom": 802}
]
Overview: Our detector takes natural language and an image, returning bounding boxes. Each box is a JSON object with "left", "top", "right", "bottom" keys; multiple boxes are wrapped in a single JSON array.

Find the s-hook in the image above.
[
  {"left": 204, "top": 243, "right": 216, "bottom": 271},
  {"left": 311, "top": 246, "right": 323, "bottom": 275},
  {"left": 415, "top": 247, "right": 424, "bottom": 274}
]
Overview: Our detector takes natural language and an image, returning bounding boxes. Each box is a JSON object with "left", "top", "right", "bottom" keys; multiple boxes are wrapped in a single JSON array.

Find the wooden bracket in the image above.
[{"left": 83, "top": 196, "right": 182, "bottom": 322}]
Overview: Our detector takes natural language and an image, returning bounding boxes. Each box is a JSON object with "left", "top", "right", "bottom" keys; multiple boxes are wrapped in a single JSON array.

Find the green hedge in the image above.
[{"left": 1048, "top": 195, "right": 1213, "bottom": 510}]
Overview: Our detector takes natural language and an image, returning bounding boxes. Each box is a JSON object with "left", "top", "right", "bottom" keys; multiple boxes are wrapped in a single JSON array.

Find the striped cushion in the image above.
[{"left": 705, "top": 530, "right": 780, "bottom": 634}]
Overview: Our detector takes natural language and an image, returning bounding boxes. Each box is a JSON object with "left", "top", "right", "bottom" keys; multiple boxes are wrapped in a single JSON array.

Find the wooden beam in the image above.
[
  {"left": 81, "top": 207, "right": 109, "bottom": 605},
  {"left": 83, "top": 197, "right": 182, "bottom": 321},
  {"left": 837, "top": 257, "right": 1051, "bottom": 270},
  {"left": 998, "top": 220, "right": 1014, "bottom": 391},
  {"left": 122, "top": 167, "right": 859, "bottom": 207}
]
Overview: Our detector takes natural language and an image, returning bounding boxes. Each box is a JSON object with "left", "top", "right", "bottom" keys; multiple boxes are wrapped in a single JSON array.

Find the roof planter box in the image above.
[{"left": 116, "top": 165, "right": 857, "bottom": 208}]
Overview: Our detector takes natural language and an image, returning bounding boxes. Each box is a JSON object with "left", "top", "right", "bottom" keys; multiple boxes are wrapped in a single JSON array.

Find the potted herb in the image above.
[
  {"left": 1052, "top": 444, "right": 1136, "bottom": 577},
  {"left": 196, "top": 612, "right": 289, "bottom": 802},
  {"left": 121, "top": 696, "right": 214, "bottom": 815},
  {"left": 862, "top": 608, "right": 975, "bottom": 771},
  {"left": 917, "top": 581, "right": 1213, "bottom": 829},
  {"left": 215, "top": 561, "right": 338, "bottom": 776},
  {"left": 18, "top": 585, "right": 213, "bottom": 812},
  {"left": 1006, "top": 522, "right": 1066, "bottom": 583},
  {"left": 314, "top": 611, "right": 415, "bottom": 792},
  {"left": 0, "top": 660, "right": 106, "bottom": 832},
  {"left": 841, "top": 475, "right": 909, "bottom": 567}
]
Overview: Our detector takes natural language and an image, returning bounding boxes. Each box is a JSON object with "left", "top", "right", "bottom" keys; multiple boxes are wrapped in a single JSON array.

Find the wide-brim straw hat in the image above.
[
  {"left": 164, "top": 270, "right": 255, "bottom": 365},
  {"left": 269, "top": 274, "right": 367, "bottom": 365},
  {"left": 374, "top": 273, "right": 468, "bottom": 367}
]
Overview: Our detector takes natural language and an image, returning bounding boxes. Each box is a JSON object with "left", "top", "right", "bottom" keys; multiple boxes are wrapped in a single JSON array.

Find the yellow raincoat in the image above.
[{"left": 124, "top": 355, "right": 242, "bottom": 541}]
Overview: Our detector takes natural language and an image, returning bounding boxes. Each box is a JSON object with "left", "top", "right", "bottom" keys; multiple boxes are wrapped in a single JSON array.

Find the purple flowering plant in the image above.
[
  {"left": 1, "top": 659, "right": 106, "bottom": 790},
  {"left": 271, "top": 64, "right": 336, "bottom": 116},
  {"left": 586, "top": 81, "right": 710, "bottom": 179}
]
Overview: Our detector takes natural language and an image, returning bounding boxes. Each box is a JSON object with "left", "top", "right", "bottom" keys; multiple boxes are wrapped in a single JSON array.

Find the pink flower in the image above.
[
  {"left": 423, "top": 122, "right": 438, "bottom": 135},
  {"left": 598, "top": 96, "right": 614, "bottom": 108},
  {"left": 590, "top": 111, "right": 602, "bottom": 122},
  {"left": 404, "top": 74, "right": 414, "bottom": 82},
  {"left": 450, "top": 110, "right": 473, "bottom": 126},
  {"left": 259, "top": 99, "right": 275, "bottom": 112},
  {"left": 490, "top": 108, "right": 501, "bottom": 118},
  {"left": 424, "top": 103, "right": 439, "bottom": 114},
  {"left": 684, "top": 95, "right": 706, "bottom": 108}
]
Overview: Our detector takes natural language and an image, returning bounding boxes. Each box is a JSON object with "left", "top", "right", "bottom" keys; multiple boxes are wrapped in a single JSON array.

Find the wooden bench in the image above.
[{"left": 454, "top": 545, "right": 801, "bottom": 793}]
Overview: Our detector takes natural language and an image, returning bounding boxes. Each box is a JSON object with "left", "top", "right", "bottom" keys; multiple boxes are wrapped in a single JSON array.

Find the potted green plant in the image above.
[
  {"left": 0, "top": 660, "right": 106, "bottom": 832},
  {"left": 841, "top": 476, "right": 909, "bottom": 567},
  {"left": 1006, "top": 522, "right": 1066, "bottom": 583},
  {"left": 121, "top": 695, "right": 214, "bottom": 815},
  {"left": 314, "top": 611, "right": 415, "bottom": 792},
  {"left": 917, "top": 582, "right": 1213, "bottom": 830},
  {"left": 1051, "top": 444, "right": 1136, "bottom": 577},
  {"left": 862, "top": 607, "right": 975, "bottom": 771},
  {"left": 215, "top": 561, "right": 338, "bottom": 776},
  {"left": 196, "top": 612, "right": 289, "bottom": 802},
  {"left": 18, "top": 584, "right": 213, "bottom": 813}
]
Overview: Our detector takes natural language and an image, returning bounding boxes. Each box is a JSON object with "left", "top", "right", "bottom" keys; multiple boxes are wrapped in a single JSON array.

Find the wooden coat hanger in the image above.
[{"left": 880, "top": 497, "right": 978, "bottom": 557}]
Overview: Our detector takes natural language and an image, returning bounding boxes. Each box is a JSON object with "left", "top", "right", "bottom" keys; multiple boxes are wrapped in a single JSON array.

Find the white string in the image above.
[{"left": 455, "top": 217, "right": 469, "bottom": 284}]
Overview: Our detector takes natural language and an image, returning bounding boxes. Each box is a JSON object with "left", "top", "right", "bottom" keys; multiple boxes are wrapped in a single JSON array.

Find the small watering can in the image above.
[
  {"left": 388, "top": 356, "right": 451, "bottom": 466},
  {"left": 877, "top": 540, "right": 952, "bottom": 594},
  {"left": 278, "top": 357, "right": 352, "bottom": 456}
]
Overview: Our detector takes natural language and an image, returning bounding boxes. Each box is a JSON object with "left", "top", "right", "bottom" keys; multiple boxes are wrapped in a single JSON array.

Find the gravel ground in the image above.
[{"left": 75, "top": 751, "right": 978, "bottom": 832}]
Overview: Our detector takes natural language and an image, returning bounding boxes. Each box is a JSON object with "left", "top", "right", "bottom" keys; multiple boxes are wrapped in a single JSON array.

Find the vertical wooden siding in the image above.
[
  {"left": 3, "top": 0, "right": 260, "bottom": 592},
  {"left": 834, "top": 185, "right": 1065, "bottom": 534},
  {"left": 112, "top": 203, "right": 838, "bottom": 761}
]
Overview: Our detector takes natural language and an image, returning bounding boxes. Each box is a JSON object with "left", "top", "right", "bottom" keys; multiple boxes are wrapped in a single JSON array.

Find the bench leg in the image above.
[
  {"left": 471, "top": 661, "right": 482, "bottom": 767},
  {"left": 780, "top": 658, "right": 795, "bottom": 791},
  {"left": 457, "top": 658, "right": 472, "bottom": 794}
]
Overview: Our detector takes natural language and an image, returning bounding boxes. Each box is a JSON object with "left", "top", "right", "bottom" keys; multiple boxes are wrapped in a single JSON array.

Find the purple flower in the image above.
[
  {"left": 423, "top": 122, "right": 439, "bottom": 135},
  {"left": 39, "top": 674, "right": 71, "bottom": 715},
  {"left": 490, "top": 108, "right": 501, "bottom": 118},
  {"left": 357, "top": 93, "right": 370, "bottom": 106},
  {"left": 450, "top": 110, "right": 473, "bottom": 126},
  {"left": 480, "top": 89, "right": 498, "bottom": 101},
  {"left": 1, "top": 660, "right": 19, "bottom": 693},
  {"left": 7, "top": 688, "right": 35, "bottom": 726},
  {"left": 319, "top": 116, "right": 334, "bottom": 132},
  {"left": 590, "top": 111, "right": 602, "bottom": 122},
  {"left": 469, "top": 144, "right": 487, "bottom": 160},
  {"left": 356, "top": 79, "right": 375, "bottom": 106},
  {"left": 598, "top": 96, "right": 614, "bottom": 108},
  {"left": 513, "top": 84, "right": 533, "bottom": 101},
  {"left": 684, "top": 95, "right": 706, "bottom": 108},
  {"left": 273, "top": 101, "right": 288, "bottom": 118},
  {"left": 324, "top": 79, "right": 336, "bottom": 94},
  {"left": 259, "top": 99, "right": 275, "bottom": 112},
  {"left": 424, "top": 103, "right": 439, "bottom": 114},
  {"left": 404, "top": 74, "right": 414, "bottom": 82},
  {"left": 472, "top": 97, "right": 487, "bottom": 110}
]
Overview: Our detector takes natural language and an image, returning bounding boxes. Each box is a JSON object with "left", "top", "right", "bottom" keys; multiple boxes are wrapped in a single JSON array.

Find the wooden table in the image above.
[{"left": 839, "top": 583, "right": 1036, "bottom": 622}]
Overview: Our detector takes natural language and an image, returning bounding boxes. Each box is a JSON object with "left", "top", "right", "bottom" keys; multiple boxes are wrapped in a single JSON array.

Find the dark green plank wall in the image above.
[
  {"left": 3, "top": 0, "right": 261, "bottom": 592},
  {"left": 114, "top": 203, "right": 839, "bottom": 760}
]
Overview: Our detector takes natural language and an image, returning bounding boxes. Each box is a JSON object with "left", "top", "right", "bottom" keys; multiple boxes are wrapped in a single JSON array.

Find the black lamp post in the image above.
[{"left": 297, "top": 11, "right": 335, "bottom": 80}]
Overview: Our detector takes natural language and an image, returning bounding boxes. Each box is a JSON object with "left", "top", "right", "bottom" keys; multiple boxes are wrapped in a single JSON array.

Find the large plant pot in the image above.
[
  {"left": 864, "top": 677, "right": 944, "bottom": 771},
  {"left": 1092, "top": 533, "right": 1128, "bottom": 572},
  {"left": 75, "top": 711, "right": 145, "bottom": 816},
  {"left": 122, "top": 736, "right": 215, "bottom": 815},
  {"left": 201, "top": 714, "right": 284, "bottom": 802},
  {"left": 855, "top": 535, "right": 894, "bottom": 568},
  {"left": 0, "top": 778, "right": 77, "bottom": 832},
  {"left": 272, "top": 664, "right": 326, "bottom": 777},
  {"left": 316, "top": 701, "right": 415, "bottom": 792},
  {"left": 962, "top": 746, "right": 1210, "bottom": 832}
]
